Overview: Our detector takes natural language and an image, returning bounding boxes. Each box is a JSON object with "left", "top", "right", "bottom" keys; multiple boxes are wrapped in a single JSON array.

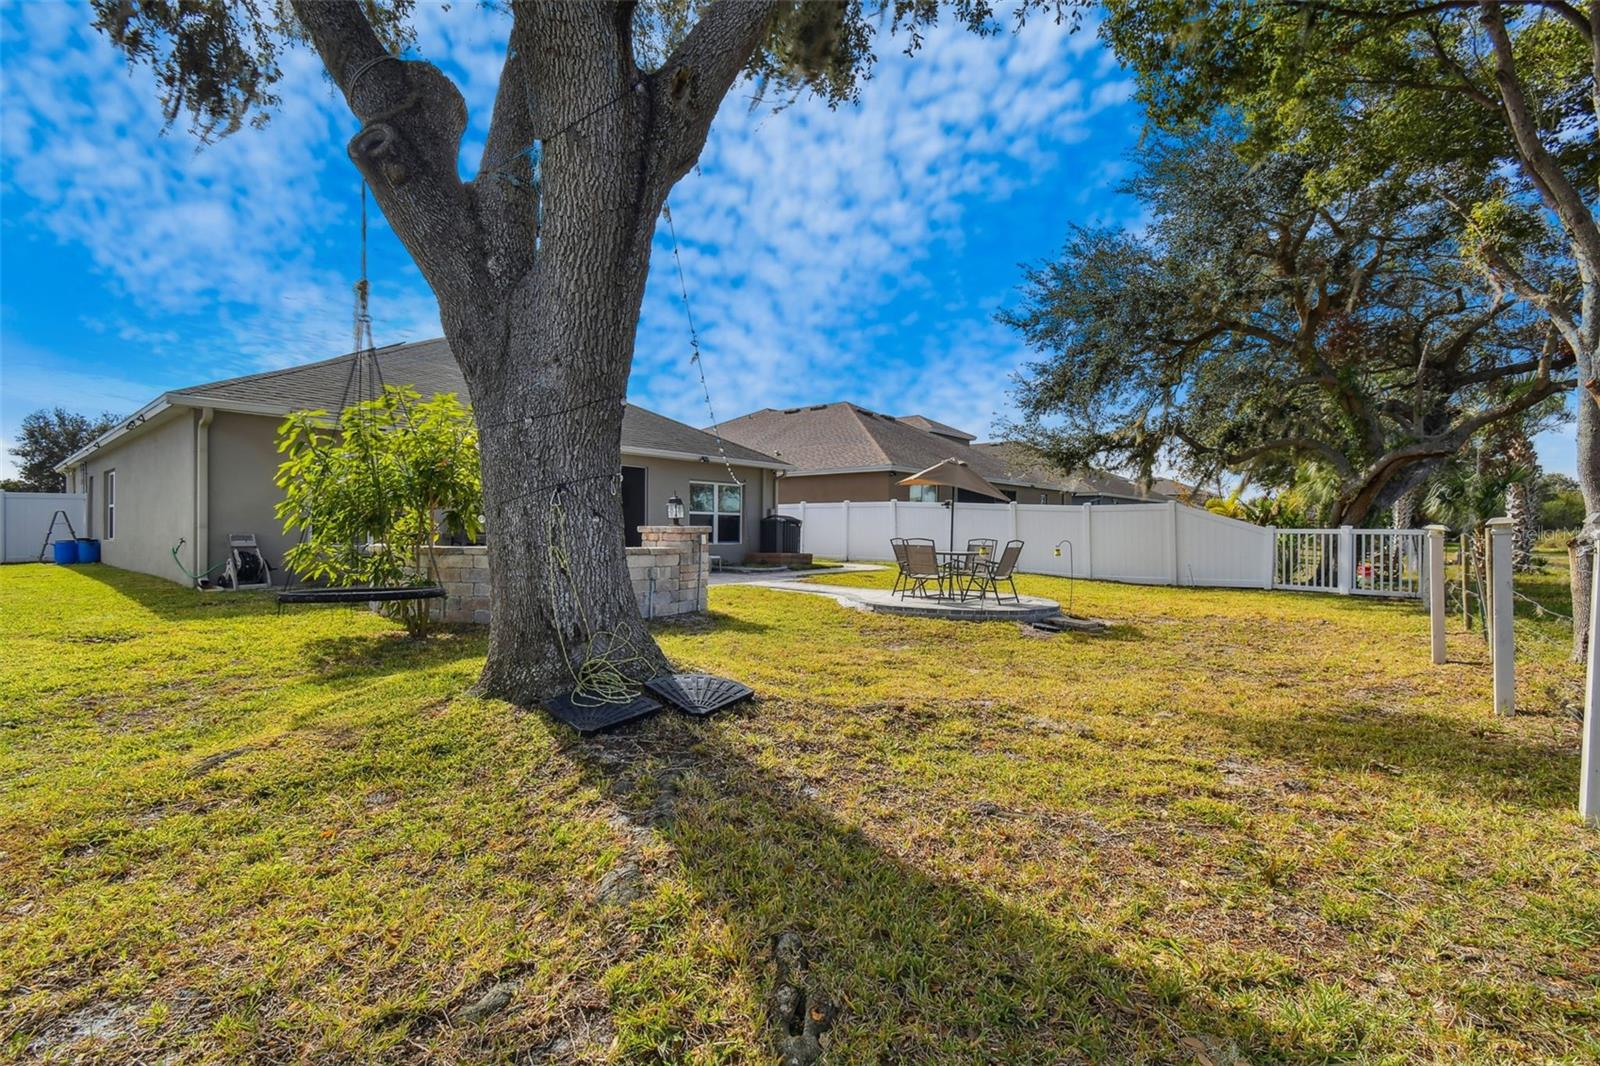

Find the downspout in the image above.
[{"left": 195, "top": 407, "right": 214, "bottom": 580}]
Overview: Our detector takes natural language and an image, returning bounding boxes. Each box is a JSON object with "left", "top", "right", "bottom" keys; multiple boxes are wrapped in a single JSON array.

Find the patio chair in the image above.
[
  {"left": 966, "top": 539, "right": 1023, "bottom": 604},
  {"left": 901, "top": 540, "right": 946, "bottom": 599},
  {"left": 966, "top": 538, "right": 998, "bottom": 559},
  {"left": 889, "top": 538, "right": 910, "bottom": 596}
]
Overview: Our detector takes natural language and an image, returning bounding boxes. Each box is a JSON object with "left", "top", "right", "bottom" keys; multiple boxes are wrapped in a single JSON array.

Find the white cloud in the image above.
[
  {"left": 631, "top": 15, "right": 1135, "bottom": 440},
  {"left": 3, "top": 2, "right": 1135, "bottom": 457},
  {"left": 0, "top": 1, "right": 456, "bottom": 379}
]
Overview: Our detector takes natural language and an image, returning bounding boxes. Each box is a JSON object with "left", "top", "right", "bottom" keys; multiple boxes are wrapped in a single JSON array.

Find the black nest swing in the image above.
[
  {"left": 276, "top": 184, "right": 448, "bottom": 611},
  {"left": 278, "top": 584, "right": 445, "bottom": 606}
]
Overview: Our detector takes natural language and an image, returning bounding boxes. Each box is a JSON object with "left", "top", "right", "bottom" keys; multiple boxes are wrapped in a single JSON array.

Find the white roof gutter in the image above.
[
  {"left": 55, "top": 394, "right": 176, "bottom": 473},
  {"left": 620, "top": 445, "right": 788, "bottom": 471}
]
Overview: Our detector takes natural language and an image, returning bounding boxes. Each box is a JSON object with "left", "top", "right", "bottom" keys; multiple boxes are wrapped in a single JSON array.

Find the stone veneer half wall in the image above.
[{"left": 426, "top": 525, "right": 710, "bottom": 625}]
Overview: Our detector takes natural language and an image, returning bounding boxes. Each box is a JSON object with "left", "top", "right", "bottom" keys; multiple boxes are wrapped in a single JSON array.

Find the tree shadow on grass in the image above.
[
  {"left": 647, "top": 609, "right": 774, "bottom": 636},
  {"left": 1208, "top": 702, "right": 1578, "bottom": 811},
  {"left": 302, "top": 630, "right": 486, "bottom": 681},
  {"left": 66, "top": 564, "right": 283, "bottom": 621},
  {"left": 558, "top": 713, "right": 1298, "bottom": 1064}
]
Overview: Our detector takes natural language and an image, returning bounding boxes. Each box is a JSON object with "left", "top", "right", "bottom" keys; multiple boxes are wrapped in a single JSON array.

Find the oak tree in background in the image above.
[
  {"left": 1097, "top": 0, "right": 1598, "bottom": 646},
  {"left": 92, "top": 0, "right": 1042, "bottom": 703},
  {"left": 7, "top": 408, "right": 121, "bottom": 492},
  {"left": 1003, "top": 130, "right": 1572, "bottom": 526}
]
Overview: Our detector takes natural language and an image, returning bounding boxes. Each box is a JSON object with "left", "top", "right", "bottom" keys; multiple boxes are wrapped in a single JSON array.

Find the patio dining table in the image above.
[{"left": 934, "top": 549, "right": 989, "bottom": 600}]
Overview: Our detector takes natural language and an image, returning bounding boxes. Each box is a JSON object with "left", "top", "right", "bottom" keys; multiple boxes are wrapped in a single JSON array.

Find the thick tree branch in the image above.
[
  {"left": 1176, "top": 427, "right": 1357, "bottom": 479},
  {"left": 646, "top": 1, "right": 777, "bottom": 186},
  {"left": 473, "top": 8, "right": 542, "bottom": 290},
  {"left": 290, "top": 0, "right": 481, "bottom": 311},
  {"left": 1480, "top": 2, "right": 1600, "bottom": 280}
]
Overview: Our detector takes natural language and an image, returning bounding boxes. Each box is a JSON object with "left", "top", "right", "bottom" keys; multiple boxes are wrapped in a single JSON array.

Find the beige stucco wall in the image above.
[
  {"left": 207, "top": 411, "right": 294, "bottom": 580},
  {"left": 80, "top": 408, "right": 198, "bottom": 581},
  {"left": 73, "top": 406, "right": 780, "bottom": 582},
  {"left": 632, "top": 456, "right": 776, "bottom": 564},
  {"left": 776, "top": 471, "right": 896, "bottom": 504}
]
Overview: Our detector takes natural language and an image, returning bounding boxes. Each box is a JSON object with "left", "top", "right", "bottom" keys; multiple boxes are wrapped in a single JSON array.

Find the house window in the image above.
[
  {"left": 689, "top": 481, "right": 742, "bottom": 543},
  {"left": 908, "top": 484, "right": 939, "bottom": 503},
  {"left": 104, "top": 470, "right": 116, "bottom": 540}
]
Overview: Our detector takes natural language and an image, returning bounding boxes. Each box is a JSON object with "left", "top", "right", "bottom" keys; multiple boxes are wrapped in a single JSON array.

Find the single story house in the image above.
[
  {"left": 56, "top": 338, "right": 786, "bottom": 584},
  {"left": 713, "top": 402, "right": 1160, "bottom": 506}
]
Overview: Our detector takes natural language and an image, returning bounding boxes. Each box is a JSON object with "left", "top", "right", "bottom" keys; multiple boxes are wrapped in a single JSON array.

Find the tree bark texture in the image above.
[
  {"left": 290, "top": 0, "right": 776, "bottom": 703},
  {"left": 1575, "top": 394, "right": 1600, "bottom": 660},
  {"left": 1391, "top": 485, "right": 1419, "bottom": 530},
  {"left": 1475, "top": 0, "right": 1600, "bottom": 654}
]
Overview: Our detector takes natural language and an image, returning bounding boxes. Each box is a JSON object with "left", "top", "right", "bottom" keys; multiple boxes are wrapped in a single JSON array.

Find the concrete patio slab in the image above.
[{"left": 742, "top": 578, "right": 1063, "bottom": 623}]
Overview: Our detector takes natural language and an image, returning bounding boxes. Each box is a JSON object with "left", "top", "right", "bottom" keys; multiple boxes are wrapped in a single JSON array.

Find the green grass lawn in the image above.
[{"left": 1, "top": 558, "right": 1596, "bottom": 1063}]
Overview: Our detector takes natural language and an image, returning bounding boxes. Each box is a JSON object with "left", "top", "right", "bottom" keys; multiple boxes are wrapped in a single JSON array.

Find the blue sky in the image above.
[{"left": 0, "top": 1, "right": 1577, "bottom": 481}]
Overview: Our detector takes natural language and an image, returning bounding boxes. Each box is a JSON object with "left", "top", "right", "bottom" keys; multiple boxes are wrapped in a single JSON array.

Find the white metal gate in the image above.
[
  {"left": 1352, "top": 529, "right": 1424, "bottom": 597},
  {"left": 1274, "top": 529, "right": 1340, "bottom": 591},
  {"left": 1273, "top": 528, "right": 1424, "bottom": 599}
]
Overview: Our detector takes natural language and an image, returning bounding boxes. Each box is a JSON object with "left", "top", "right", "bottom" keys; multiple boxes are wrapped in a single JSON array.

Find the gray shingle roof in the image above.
[
  {"left": 715, "top": 403, "right": 1069, "bottom": 490},
  {"left": 896, "top": 414, "right": 976, "bottom": 442},
  {"left": 971, "top": 443, "right": 1154, "bottom": 500},
  {"left": 173, "top": 337, "right": 784, "bottom": 468}
]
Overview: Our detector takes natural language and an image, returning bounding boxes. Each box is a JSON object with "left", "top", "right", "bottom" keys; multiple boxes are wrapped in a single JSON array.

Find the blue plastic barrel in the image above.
[
  {"left": 52, "top": 540, "right": 79, "bottom": 565},
  {"left": 75, "top": 538, "right": 101, "bottom": 563}
]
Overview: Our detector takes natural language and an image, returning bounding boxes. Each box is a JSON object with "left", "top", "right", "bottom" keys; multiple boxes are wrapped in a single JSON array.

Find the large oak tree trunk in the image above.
[
  {"left": 448, "top": 228, "right": 671, "bottom": 703},
  {"left": 291, "top": 0, "right": 776, "bottom": 704}
]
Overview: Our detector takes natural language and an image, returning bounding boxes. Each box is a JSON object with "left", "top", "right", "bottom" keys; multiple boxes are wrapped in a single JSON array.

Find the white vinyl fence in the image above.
[
  {"left": 779, "top": 498, "right": 1425, "bottom": 599},
  {"left": 1, "top": 491, "right": 87, "bottom": 563}
]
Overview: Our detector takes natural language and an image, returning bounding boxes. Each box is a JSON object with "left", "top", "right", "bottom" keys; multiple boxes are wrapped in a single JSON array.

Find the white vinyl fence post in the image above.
[
  {"left": 0, "top": 492, "right": 7, "bottom": 566},
  {"left": 841, "top": 500, "right": 851, "bottom": 562},
  {"left": 1167, "top": 500, "right": 1180, "bottom": 586},
  {"left": 1337, "top": 525, "right": 1355, "bottom": 595},
  {"left": 1487, "top": 517, "right": 1515, "bottom": 716},
  {"left": 1263, "top": 525, "right": 1277, "bottom": 590},
  {"left": 1581, "top": 524, "right": 1600, "bottom": 825},
  {"left": 797, "top": 500, "right": 806, "bottom": 553},
  {"left": 1008, "top": 499, "right": 1018, "bottom": 543},
  {"left": 889, "top": 498, "right": 898, "bottom": 539},
  {"left": 1081, "top": 502, "right": 1094, "bottom": 579},
  {"left": 1425, "top": 525, "right": 1447, "bottom": 665}
]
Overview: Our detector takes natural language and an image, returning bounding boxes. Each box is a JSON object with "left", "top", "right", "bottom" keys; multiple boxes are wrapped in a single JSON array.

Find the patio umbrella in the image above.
[{"left": 899, "top": 459, "right": 1010, "bottom": 549}]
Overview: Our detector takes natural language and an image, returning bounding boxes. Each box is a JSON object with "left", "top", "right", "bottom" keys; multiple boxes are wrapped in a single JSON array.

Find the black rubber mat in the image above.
[
  {"left": 544, "top": 690, "right": 662, "bottom": 735},
  {"left": 645, "top": 672, "right": 754, "bottom": 717}
]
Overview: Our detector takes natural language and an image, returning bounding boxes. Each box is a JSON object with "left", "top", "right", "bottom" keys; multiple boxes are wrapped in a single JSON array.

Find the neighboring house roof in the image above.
[
  {"left": 715, "top": 403, "right": 1071, "bottom": 491},
  {"left": 59, "top": 338, "right": 786, "bottom": 472},
  {"left": 971, "top": 442, "right": 1156, "bottom": 501},
  {"left": 896, "top": 414, "right": 976, "bottom": 442},
  {"left": 1149, "top": 477, "right": 1214, "bottom": 504}
]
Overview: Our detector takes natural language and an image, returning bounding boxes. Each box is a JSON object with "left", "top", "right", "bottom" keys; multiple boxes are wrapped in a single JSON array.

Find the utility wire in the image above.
[{"left": 663, "top": 200, "right": 744, "bottom": 488}]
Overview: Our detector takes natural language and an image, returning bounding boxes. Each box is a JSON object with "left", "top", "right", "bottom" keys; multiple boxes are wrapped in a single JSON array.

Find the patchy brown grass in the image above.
[{"left": 1, "top": 556, "right": 1596, "bottom": 1063}]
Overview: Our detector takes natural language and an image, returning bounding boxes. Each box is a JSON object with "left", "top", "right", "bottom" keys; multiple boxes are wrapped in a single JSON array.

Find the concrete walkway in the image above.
[{"left": 707, "top": 563, "right": 883, "bottom": 586}]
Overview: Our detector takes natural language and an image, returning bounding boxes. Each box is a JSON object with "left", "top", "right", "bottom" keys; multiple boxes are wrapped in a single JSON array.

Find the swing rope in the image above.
[{"left": 277, "top": 182, "right": 442, "bottom": 611}]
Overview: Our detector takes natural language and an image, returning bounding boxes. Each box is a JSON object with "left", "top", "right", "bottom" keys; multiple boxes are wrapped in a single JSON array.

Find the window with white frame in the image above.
[
  {"left": 104, "top": 470, "right": 116, "bottom": 540},
  {"left": 688, "top": 481, "right": 742, "bottom": 543},
  {"left": 907, "top": 484, "right": 939, "bottom": 503}
]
